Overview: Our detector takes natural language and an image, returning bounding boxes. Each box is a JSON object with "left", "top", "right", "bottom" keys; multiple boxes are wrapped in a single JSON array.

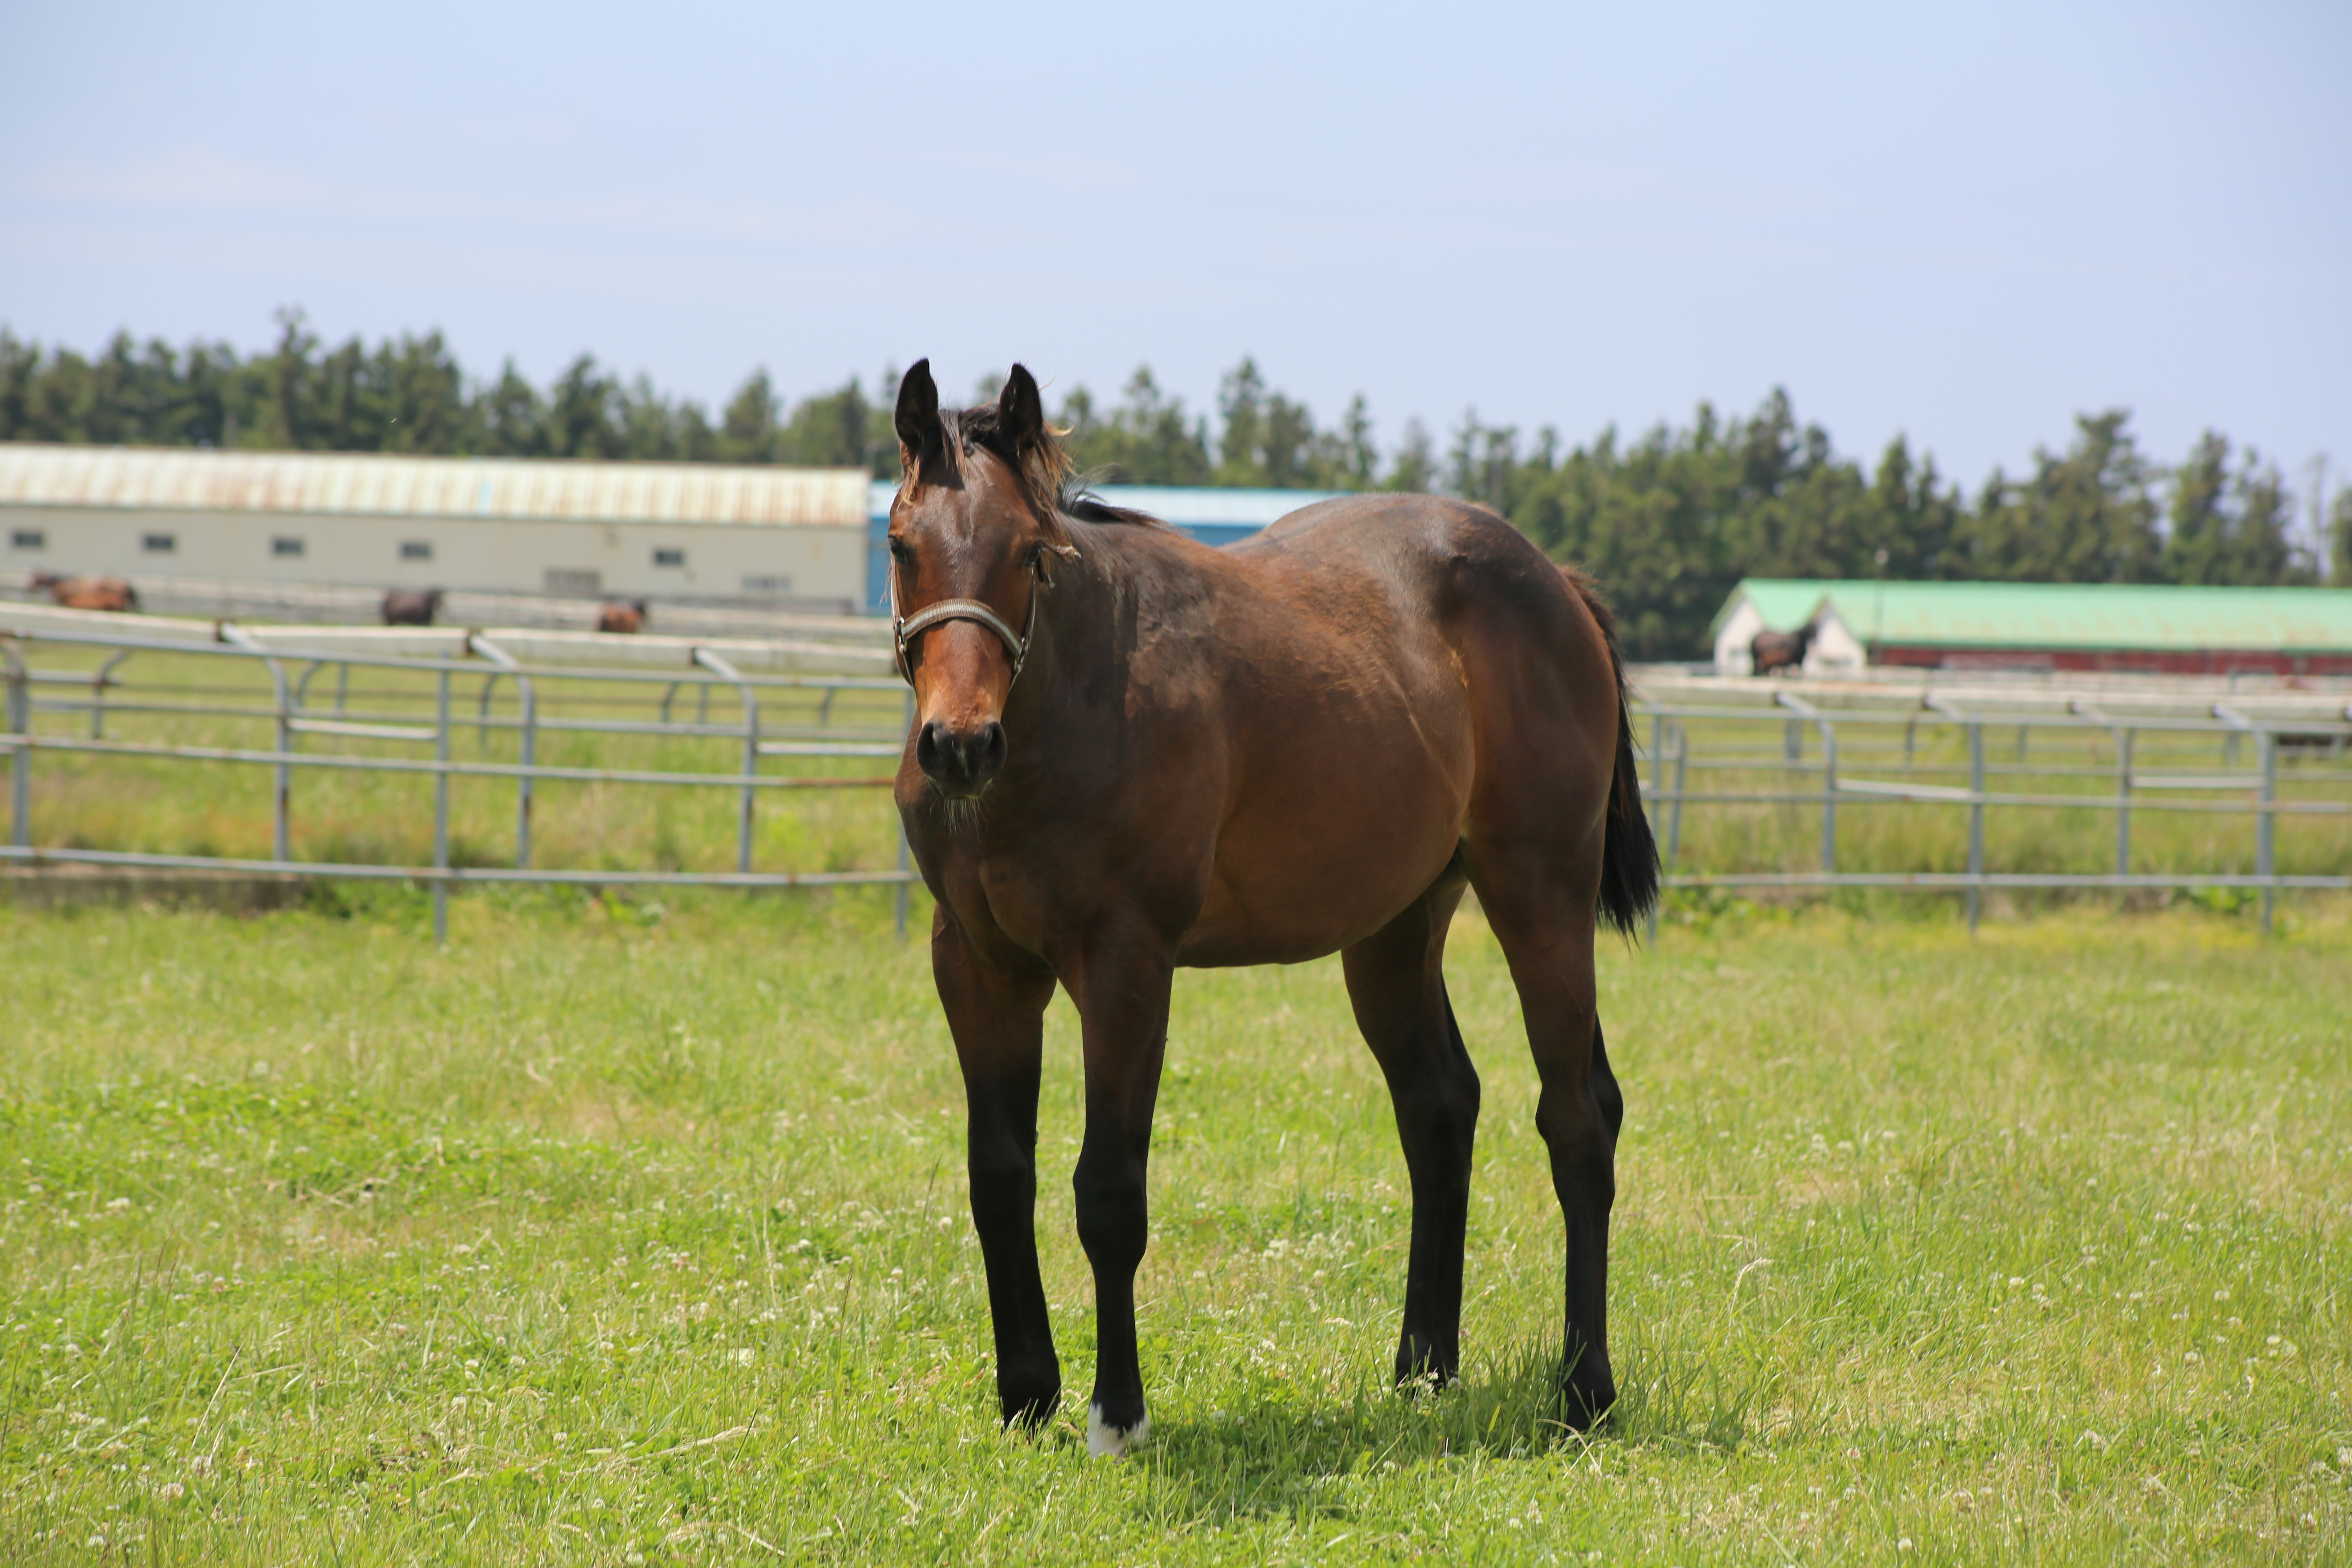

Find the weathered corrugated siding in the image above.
[{"left": 0, "top": 444, "right": 868, "bottom": 528}]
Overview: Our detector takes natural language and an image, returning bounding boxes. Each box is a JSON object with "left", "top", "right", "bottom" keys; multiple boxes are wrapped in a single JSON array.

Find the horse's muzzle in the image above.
[{"left": 917, "top": 718, "right": 1007, "bottom": 797}]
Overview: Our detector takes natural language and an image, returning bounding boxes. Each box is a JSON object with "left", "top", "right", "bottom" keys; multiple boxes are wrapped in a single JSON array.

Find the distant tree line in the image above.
[{"left": 4, "top": 313, "right": 2346, "bottom": 657}]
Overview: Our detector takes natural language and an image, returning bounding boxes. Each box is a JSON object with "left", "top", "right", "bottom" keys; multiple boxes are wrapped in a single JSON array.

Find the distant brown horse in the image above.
[
  {"left": 381, "top": 589, "right": 443, "bottom": 626},
  {"left": 597, "top": 599, "right": 649, "bottom": 634},
  {"left": 1750, "top": 623, "right": 1815, "bottom": 675},
  {"left": 30, "top": 573, "right": 139, "bottom": 612},
  {"left": 887, "top": 361, "right": 1657, "bottom": 1454}
]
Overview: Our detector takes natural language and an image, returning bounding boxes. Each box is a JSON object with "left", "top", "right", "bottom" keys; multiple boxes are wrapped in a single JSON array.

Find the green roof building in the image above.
[{"left": 1711, "top": 579, "right": 2352, "bottom": 677}]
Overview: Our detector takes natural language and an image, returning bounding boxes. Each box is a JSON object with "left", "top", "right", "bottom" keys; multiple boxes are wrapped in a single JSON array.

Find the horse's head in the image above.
[{"left": 888, "top": 360, "right": 1073, "bottom": 799}]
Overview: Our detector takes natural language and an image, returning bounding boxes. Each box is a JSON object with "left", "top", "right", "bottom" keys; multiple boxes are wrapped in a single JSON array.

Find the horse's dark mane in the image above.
[{"left": 924, "top": 405, "right": 1170, "bottom": 542}]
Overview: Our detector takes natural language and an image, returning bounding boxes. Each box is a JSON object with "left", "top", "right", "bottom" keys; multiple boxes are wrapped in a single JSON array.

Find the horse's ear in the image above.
[
  {"left": 997, "top": 364, "right": 1044, "bottom": 453},
  {"left": 895, "top": 360, "right": 940, "bottom": 463}
]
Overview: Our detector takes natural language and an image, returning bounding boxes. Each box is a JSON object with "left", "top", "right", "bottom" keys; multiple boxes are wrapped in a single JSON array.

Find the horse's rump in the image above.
[{"left": 1111, "top": 494, "right": 1655, "bottom": 959}]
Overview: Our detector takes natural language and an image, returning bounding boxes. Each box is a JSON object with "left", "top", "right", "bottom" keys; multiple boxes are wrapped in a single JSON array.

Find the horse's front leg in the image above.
[
  {"left": 933, "top": 911, "right": 1060, "bottom": 1427},
  {"left": 1065, "top": 925, "right": 1176, "bottom": 1457}
]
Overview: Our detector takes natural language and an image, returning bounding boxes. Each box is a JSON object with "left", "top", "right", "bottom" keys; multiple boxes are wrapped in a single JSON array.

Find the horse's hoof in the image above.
[
  {"left": 1557, "top": 1374, "right": 1618, "bottom": 1432},
  {"left": 1087, "top": 1403, "right": 1150, "bottom": 1458},
  {"left": 998, "top": 1381, "right": 1061, "bottom": 1430},
  {"left": 1392, "top": 1336, "right": 1459, "bottom": 1394}
]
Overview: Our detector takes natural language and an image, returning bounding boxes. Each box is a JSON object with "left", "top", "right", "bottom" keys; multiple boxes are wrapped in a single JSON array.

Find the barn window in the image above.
[
  {"left": 400, "top": 540, "right": 432, "bottom": 561},
  {"left": 545, "top": 568, "right": 601, "bottom": 594},
  {"left": 142, "top": 532, "right": 176, "bottom": 553},
  {"left": 8, "top": 529, "right": 43, "bottom": 550},
  {"left": 653, "top": 547, "right": 686, "bottom": 568},
  {"left": 272, "top": 536, "right": 305, "bottom": 558}
]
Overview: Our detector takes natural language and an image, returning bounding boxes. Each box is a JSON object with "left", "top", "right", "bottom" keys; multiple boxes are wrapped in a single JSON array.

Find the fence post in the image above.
[
  {"left": 1775, "top": 690, "right": 1835, "bottom": 877},
  {"left": 475, "top": 672, "right": 500, "bottom": 748},
  {"left": 2258, "top": 729, "right": 2276, "bottom": 937},
  {"left": 469, "top": 636, "right": 535, "bottom": 868},
  {"left": 1967, "top": 721, "right": 1985, "bottom": 933},
  {"left": 220, "top": 624, "right": 292, "bottom": 865},
  {"left": 3, "top": 640, "right": 27, "bottom": 849},
  {"left": 1819, "top": 715, "right": 1838, "bottom": 874},
  {"left": 2114, "top": 726, "right": 2133, "bottom": 878},
  {"left": 433, "top": 665, "right": 450, "bottom": 947},
  {"left": 1666, "top": 718, "right": 1688, "bottom": 864},
  {"left": 91, "top": 650, "right": 129, "bottom": 740},
  {"left": 693, "top": 649, "right": 757, "bottom": 874}
]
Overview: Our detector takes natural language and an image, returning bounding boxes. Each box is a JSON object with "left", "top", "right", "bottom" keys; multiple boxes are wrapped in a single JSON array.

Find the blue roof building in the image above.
[{"left": 864, "top": 482, "right": 1346, "bottom": 613}]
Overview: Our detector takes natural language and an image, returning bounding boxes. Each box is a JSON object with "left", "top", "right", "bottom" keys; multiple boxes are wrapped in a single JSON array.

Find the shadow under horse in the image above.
[{"left": 887, "top": 361, "right": 1658, "bottom": 1456}]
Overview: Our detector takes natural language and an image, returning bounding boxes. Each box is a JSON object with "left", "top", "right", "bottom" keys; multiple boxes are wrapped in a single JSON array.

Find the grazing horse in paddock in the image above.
[
  {"left": 30, "top": 573, "right": 140, "bottom": 612},
  {"left": 888, "top": 361, "right": 1658, "bottom": 1454},
  {"left": 597, "top": 599, "right": 649, "bottom": 634},
  {"left": 1749, "top": 623, "right": 1815, "bottom": 675},
  {"left": 381, "top": 589, "right": 444, "bottom": 627}
]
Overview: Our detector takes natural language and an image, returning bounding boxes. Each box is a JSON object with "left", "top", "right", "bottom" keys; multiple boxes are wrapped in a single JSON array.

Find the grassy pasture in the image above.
[{"left": 1, "top": 892, "right": 2347, "bottom": 1564}]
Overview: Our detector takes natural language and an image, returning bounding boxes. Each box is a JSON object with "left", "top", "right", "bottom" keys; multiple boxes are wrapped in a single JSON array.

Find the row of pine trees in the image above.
[{"left": 4, "top": 313, "right": 2346, "bottom": 659}]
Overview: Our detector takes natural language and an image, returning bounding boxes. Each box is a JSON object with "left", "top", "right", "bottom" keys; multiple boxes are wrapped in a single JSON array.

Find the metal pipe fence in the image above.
[
  {"left": 1631, "top": 672, "right": 2352, "bottom": 936},
  {"left": 5, "top": 618, "right": 2352, "bottom": 941},
  {"left": 2, "top": 617, "right": 918, "bottom": 939}
]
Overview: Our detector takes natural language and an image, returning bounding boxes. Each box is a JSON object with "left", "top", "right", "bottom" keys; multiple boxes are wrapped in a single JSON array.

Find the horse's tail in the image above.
[{"left": 1563, "top": 567, "right": 1660, "bottom": 938}]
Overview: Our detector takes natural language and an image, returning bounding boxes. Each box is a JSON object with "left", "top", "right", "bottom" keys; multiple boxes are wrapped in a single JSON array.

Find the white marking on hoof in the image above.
[{"left": 1087, "top": 1403, "right": 1149, "bottom": 1458}]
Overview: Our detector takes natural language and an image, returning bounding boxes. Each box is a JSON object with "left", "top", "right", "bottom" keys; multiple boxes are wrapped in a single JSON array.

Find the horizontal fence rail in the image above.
[
  {"left": 3, "top": 609, "right": 917, "bottom": 943},
  {"left": 7, "top": 609, "right": 2352, "bottom": 941},
  {"left": 1630, "top": 671, "right": 2352, "bottom": 935}
]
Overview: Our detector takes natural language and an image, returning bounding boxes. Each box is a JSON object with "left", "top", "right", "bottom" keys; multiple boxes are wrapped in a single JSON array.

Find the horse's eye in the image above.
[{"left": 888, "top": 537, "right": 913, "bottom": 565}]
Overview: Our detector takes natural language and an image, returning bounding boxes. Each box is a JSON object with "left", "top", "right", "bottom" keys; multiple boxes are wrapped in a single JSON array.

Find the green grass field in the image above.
[{"left": 2, "top": 890, "right": 2347, "bottom": 1564}]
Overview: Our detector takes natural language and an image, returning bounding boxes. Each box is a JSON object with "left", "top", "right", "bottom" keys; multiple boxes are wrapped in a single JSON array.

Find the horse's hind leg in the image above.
[
  {"left": 1464, "top": 849, "right": 1620, "bottom": 1427},
  {"left": 1342, "top": 870, "right": 1478, "bottom": 1387}
]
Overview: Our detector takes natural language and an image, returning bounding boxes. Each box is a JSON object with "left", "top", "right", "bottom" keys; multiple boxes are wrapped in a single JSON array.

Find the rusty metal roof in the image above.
[
  {"left": 0, "top": 443, "right": 869, "bottom": 528},
  {"left": 1719, "top": 578, "right": 2352, "bottom": 653}
]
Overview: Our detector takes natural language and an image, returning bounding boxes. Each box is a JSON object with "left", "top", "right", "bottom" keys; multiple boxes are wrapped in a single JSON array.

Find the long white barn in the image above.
[{"left": 0, "top": 445, "right": 871, "bottom": 614}]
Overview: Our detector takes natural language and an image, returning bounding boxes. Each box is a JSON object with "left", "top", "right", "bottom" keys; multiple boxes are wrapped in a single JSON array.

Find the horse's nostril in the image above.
[
  {"left": 976, "top": 721, "right": 1008, "bottom": 779},
  {"left": 916, "top": 721, "right": 946, "bottom": 777}
]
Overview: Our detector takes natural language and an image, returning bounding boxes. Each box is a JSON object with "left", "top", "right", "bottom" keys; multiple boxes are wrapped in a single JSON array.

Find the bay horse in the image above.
[
  {"left": 597, "top": 599, "right": 650, "bottom": 635},
  {"left": 1749, "top": 622, "right": 1815, "bottom": 676},
  {"left": 381, "top": 589, "right": 443, "bottom": 627},
  {"left": 889, "top": 361, "right": 1656, "bottom": 1456},
  {"left": 31, "top": 573, "right": 140, "bottom": 612}
]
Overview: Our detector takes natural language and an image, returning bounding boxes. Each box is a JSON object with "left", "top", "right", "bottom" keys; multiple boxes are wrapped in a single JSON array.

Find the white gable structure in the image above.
[{"left": 2, "top": 445, "right": 871, "bottom": 614}]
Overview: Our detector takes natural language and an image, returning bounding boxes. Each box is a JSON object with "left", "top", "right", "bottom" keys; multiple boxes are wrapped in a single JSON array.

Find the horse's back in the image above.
[
  {"left": 1226, "top": 494, "right": 1618, "bottom": 736},
  {"left": 1233, "top": 493, "right": 1595, "bottom": 642}
]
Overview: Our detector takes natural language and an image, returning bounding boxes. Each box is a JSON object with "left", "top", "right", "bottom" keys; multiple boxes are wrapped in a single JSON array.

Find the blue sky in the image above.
[{"left": 2, "top": 1, "right": 2345, "bottom": 501}]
